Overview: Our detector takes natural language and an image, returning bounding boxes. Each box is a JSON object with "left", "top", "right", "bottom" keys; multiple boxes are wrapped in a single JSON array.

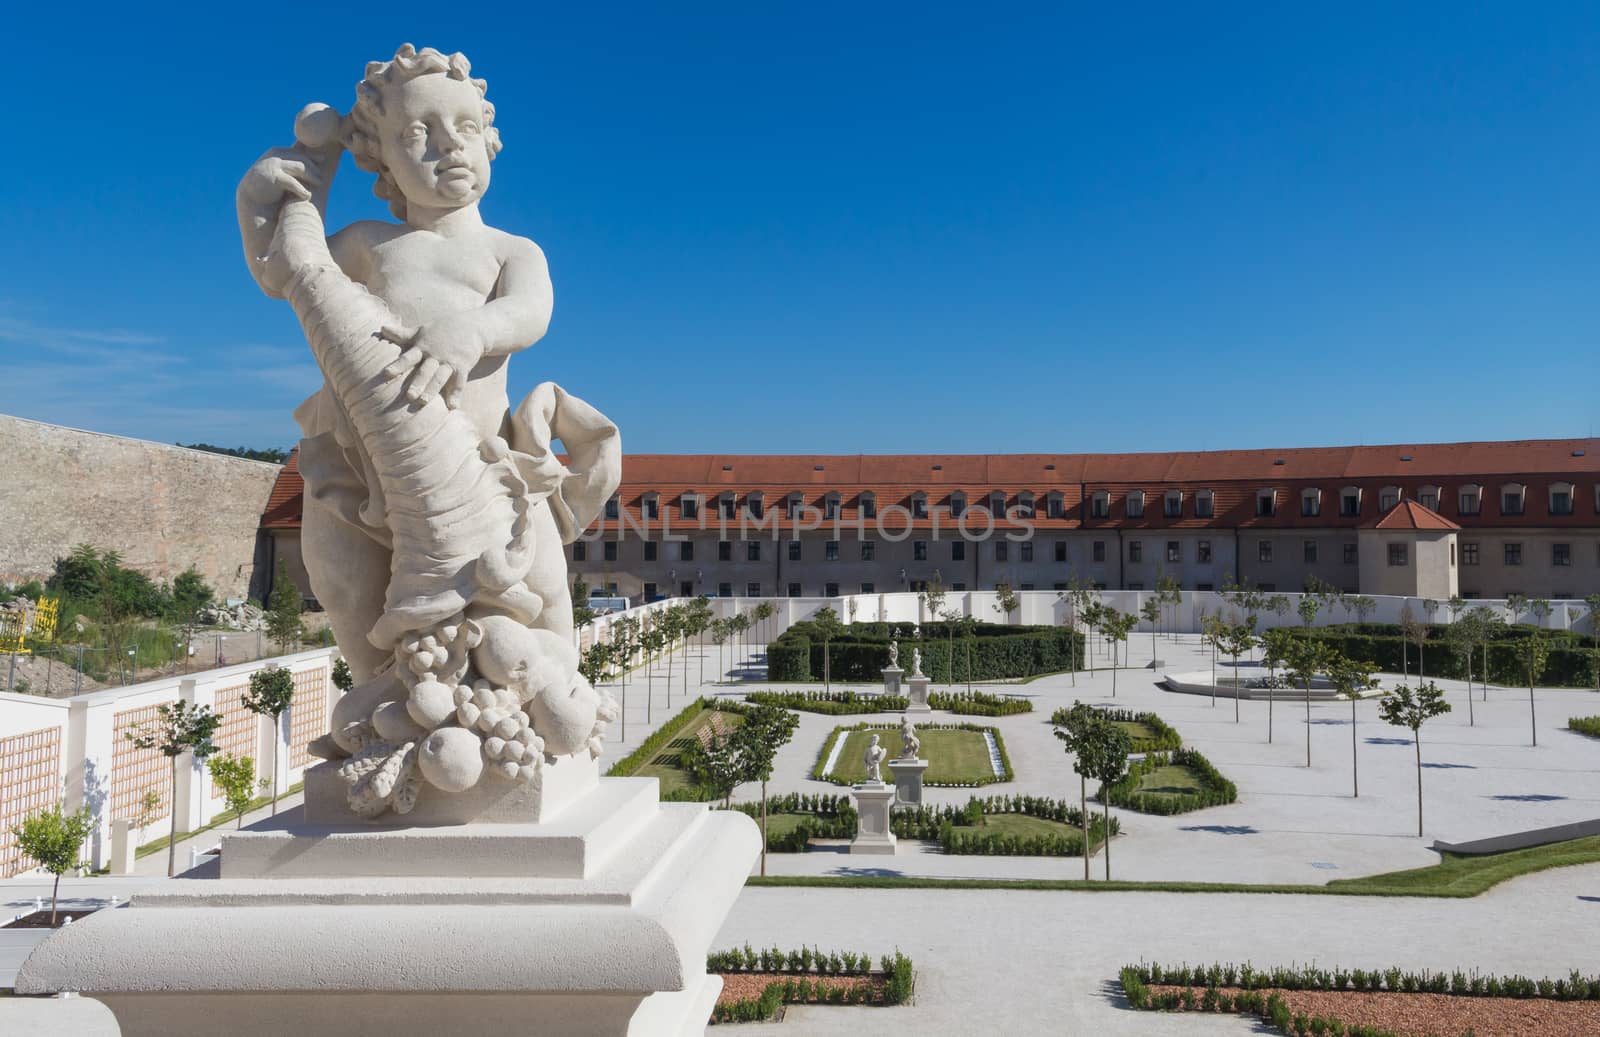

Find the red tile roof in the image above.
[
  {"left": 259, "top": 448, "right": 302, "bottom": 530},
  {"left": 1362, "top": 499, "right": 1461, "bottom": 531}
]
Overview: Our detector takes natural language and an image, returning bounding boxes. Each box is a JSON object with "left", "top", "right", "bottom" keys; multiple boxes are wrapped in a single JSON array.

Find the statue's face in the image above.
[{"left": 378, "top": 74, "right": 493, "bottom": 211}]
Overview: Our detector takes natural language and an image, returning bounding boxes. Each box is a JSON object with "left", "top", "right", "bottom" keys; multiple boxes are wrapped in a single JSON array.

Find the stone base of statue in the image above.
[
  {"left": 888, "top": 757, "right": 928, "bottom": 808},
  {"left": 881, "top": 665, "right": 903, "bottom": 697},
  {"left": 849, "top": 782, "right": 898, "bottom": 855},
  {"left": 905, "top": 674, "right": 932, "bottom": 714},
  {"left": 16, "top": 777, "right": 760, "bottom": 1037}
]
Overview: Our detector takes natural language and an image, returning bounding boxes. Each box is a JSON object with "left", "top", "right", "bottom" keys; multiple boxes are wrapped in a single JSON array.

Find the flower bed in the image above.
[
  {"left": 1100, "top": 747, "right": 1236, "bottom": 815},
  {"left": 708, "top": 946, "right": 914, "bottom": 1024},
  {"left": 1569, "top": 715, "right": 1600, "bottom": 739},
  {"left": 722, "top": 793, "right": 857, "bottom": 851}
]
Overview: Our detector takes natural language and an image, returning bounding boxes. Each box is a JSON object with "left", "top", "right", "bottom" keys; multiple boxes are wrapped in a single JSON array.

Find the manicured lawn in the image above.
[
  {"left": 980, "top": 813, "right": 1081, "bottom": 840},
  {"left": 826, "top": 728, "right": 1003, "bottom": 785},
  {"left": 1111, "top": 720, "right": 1159, "bottom": 743},
  {"left": 636, "top": 710, "right": 745, "bottom": 796},
  {"left": 760, "top": 812, "right": 817, "bottom": 841},
  {"left": 1130, "top": 764, "right": 1205, "bottom": 799}
]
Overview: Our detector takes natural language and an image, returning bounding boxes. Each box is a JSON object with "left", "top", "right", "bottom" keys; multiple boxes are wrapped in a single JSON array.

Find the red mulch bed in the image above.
[
  {"left": 3, "top": 908, "right": 100, "bottom": 930},
  {"left": 1148, "top": 984, "right": 1600, "bottom": 1037},
  {"left": 716, "top": 972, "right": 883, "bottom": 1006}
]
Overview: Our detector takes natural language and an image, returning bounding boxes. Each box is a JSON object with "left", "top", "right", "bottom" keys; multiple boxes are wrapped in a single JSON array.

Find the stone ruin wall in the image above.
[{"left": 0, "top": 414, "right": 280, "bottom": 601}]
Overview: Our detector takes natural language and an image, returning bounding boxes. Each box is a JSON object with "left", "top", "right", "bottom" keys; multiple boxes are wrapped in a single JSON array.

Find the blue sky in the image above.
[{"left": 3, "top": 3, "right": 1599, "bottom": 454}]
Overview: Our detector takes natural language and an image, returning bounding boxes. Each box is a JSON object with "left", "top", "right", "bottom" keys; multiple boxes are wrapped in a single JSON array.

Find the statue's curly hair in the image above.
[{"left": 347, "top": 43, "right": 503, "bottom": 220}]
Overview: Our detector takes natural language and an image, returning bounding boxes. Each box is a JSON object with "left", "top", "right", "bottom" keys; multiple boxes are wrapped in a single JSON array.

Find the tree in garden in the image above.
[
  {"left": 127, "top": 700, "right": 221, "bottom": 876},
  {"left": 265, "top": 558, "right": 304, "bottom": 655},
  {"left": 811, "top": 607, "right": 844, "bottom": 692},
  {"left": 1219, "top": 624, "right": 1256, "bottom": 723},
  {"left": 1052, "top": 701, "right": 1100, "bottom": 881},
  {"left": 1398, "top": 603, "right": 1419, "bottom": 679},
  {"left": 993, "top": 581, "right": 1020, "bottom": 626},
  {"left": 688, "top": 596, "right": 714, "bottom": 685},
  {"left": 709, "top": 618, "right": 729, "bottom": 684},
  {"left": 1504, "top": 593, "right": 1527, "bottom": 626},
  {"left": 1199, "top": 611, "right": 1225, "bottom": 699},
  {"left": 1297, "top": 595, "right": 1320, "bottom": 632},
  {"left": 1266, "top": 594, "right": 1291, "bottom": 630},
  {"left": 640, "top": 624, "right": 665, "bottom": 722},
  {"left": 1351, "top": 595, "right": 1377, "bottom": 627},
  {"left": 957, "top": 614, "right": 979, "bottom": 692},
  {"left": 1261, "top": 627, "right": 1293, "bottom": 682},
  {"left": 1527, "top": 597, "right": 1553, "bottom": 629},
  {"left": 1421, "top": 598, "right": 1439, "bottom": 629},
  {"left": 733, "top": 703, "right": 800, "bottom": 876},
  {"left": 570, "top": 575, "right": 596, "bottom": 629},
  {"left": 1156, "top": 575, "right": 1181, "bottom": 640},
  {"left": 1284, "top": 636, "right": 1334, "bottom": 764},
  {"left": 731, "top": 612, "right": 752, "bottom": 671},
  {"left": 169, "top": 566, "right": 213, "bottom": 675},
  {"left": 753, "top": 601, "right": 776, "bottom": 659},
  {"left": 1101, "top": 608, "right": 1137, "bottom": 696},
  {"left": 657, "top": 605, "right": 683, "bottom": 708},
  {"left": 1516, "top": 634, "right": 1549, "bottom": 747},
  {"left": 244, "top": 666, "right": 295, "bottom": 815},
  {"left": 1447, "top": 595, "right": 1466, "bottom": 626},
  {"left": 1139, "top": 597, "right": 1161, "bottom": 665},
  {"left": 1082, "top": 720, "right": 1131, "bottom": 880},
  {"left": 331, "top": 657, "right": 353, "bottom": 693},
  {"left": 939, "top": 606, "right": 963, "bottom": 688},
  {"left": 10, "top": 803, "right": 94, "bottom": 925},
  {"left": 578, "top": 640, "right": 612, "bottom": 685},
  {"left": 920, "top": 570, "right": 947, "bottom": 627},
  {"left": 1468, "top": 606, "right": 1503, "bottom": 700},
  {"left": 207, "top": 753, "right": 260, "bottom": 828},
  {"left": 1378, "top": 681, "right": 1452, "bottom": 837},
  {"left": 1327, "top": 653, "right": 1377, "bottom": 796},
  {"left": 1444, "top": 612, "right": 1478, "bottom": 727}
]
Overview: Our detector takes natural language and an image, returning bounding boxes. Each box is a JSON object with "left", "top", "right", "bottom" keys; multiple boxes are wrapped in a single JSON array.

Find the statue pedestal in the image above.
[
  {"left": 905, "top": 674, "right": 932, "bottom": 714},
  {"left": 887, "top": 758, "right": 928, "bottom": 808},
  {"left": 849, "top": 783, "right": 897, "bottom": 855},
  {"left": 16, "top": 778, "right": 759, "bottom": 1037},
  {"left": 881, "top": 665, "right": 903, "bottom": 698}
]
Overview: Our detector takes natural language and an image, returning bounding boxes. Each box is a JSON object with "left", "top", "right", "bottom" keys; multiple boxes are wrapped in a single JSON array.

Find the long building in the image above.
[{"left": 260, "top": 438, "right": 1599, "bottom": 605}]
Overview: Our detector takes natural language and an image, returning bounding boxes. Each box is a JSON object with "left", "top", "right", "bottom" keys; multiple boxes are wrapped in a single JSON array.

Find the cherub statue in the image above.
[
  {"left": 887, "top": 640, "right": 899, "bottom": 668},
  {"left": 897, "top": 716, "right": 920, "bottom": 760},
  {"left": 237, "top": 45, "right": 620, "bottom": 817},
  {"left": 911, "top": 647, "right": 923, "bottom": 677},
  {"left": 862, "top": 734, "right": 887, "bottom": 784}
]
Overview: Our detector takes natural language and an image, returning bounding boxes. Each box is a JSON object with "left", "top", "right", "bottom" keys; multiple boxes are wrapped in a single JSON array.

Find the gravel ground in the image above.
[{"left": 1148, "top": 985, "right": 1600, "bottom": 1037}]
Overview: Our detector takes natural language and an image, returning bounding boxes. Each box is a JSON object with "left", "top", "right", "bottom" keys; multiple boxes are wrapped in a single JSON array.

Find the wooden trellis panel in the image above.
[{"left": 0, "top": 726, "right": 63, "bottom": 877}]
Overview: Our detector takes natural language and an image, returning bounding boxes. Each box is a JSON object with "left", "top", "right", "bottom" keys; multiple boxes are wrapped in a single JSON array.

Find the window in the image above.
[
  {"left": 861, "top": 494, "right": 877, "bottom": 519},
  {"left": 1340, "top": 487, "right": 1359, "bottom": 516},
  {"left": 1258, "top": 540, "right": 1273, "bottom": 563},
  {"left": 1504, "top": 543, "right": 1522, "bottom": 566},
  {"left": 1127, "top": 582, "right": 1144, "bottom": 591},
  {"left": 746, "top": 582, "right": 761, "bottom": 597},
  {"left": 643, "top": 541, "right": 658, "bottom": 561},
  {"left": 825, "top": 582, "right": 839, "bottom": 597},
  {"left": 861, "top": 582, "right": 875, "bottom": 593},
  {"left": 604, "top": 542, "right": 617, "bottom": 562},
  {"left": 1388, "top": 543, "right": 1408, "bottom": 567},
  {"left": 1380, "top": 488, "right": 1399, "bottom": 512},
  {"left": 786, "top": 494, "right": 802, "bottom": 519},
  {"left": 952, "top": 582, "right": 966, "bottom": 591},
  {"left": 913, "top": 540, "right": 928, "bottom": 561},
  {"left": 1303, "top": 540, "right": 1318, "bottom": 564},
  {"left": 1259, "top": 583, "right": 1276, "bottom": 592},
  {"left": 718, "top": 540, "right": 732, "bottom": 561},
  {"left": 718, "top": 495, "right": 735, "bottom": 519},
  {"left": 1553, "top": 543, "right": 1571, "bottom": 566},
  {"left": 718, "top": 582, "right": 732, "bottom": 597},
  {"left": 788, "top": 541, "right": 801, "bottom": 561},
  {"left": 643, "top": 497, "right": 658, "bottom": 520},
  {"left": 1462, "top": 542, "right": 1479, "bottom": 566},
  {"left": 605, "top": 497, "right": 619, "bottom": 520},
  {"left": 1020, "top": 583, "right": 1034, "bottom": 591},
  {"left": 911, "top": 494, "right": 928, "bottom": 519},
  {"left": 1343, "top": 543, "right": 1358, "bottom": 565},
  {"left": 1092, "top": 541, "right": 1106, "bottom": 562},
  {"left": 679, "top": 542, "right": 694, "bottom": 561},
  {"left": 1501, "top": 486, "right": 1525, "bottom": 516},
  {"left": 746, "top": 495, "right": 762, "bottom": 519},
  {"left": 951, "top": 541, "right": 965, "bottom": 561},
  {"left": 1128, "top": 540, "right": 1142, "bottom": 563},
  {"left": 573, "top": 542, "right": 587, "bottom": 561},
  {"left": 1256, "top": 490, "right": 1276, "bottom": 518},
  {"left": 1550, "top": 485, "right": 1574, "bottom": 516},
  {"left": 1197, "top": 540, "right": 1212, "bottom": 564},
  {"left": 1047, "top": 495, "right": 1064, "bottom": 519},
  {"left": 950, "top": 493, "right": 966, "bottom": 517},
  {"left": 1020, "top": 542, "right": 1033, "bottom": 562},
  {"left": 990, "top": 492, "right": 1006, "bottom": 515},
  {"left": 1419, "top": 486, "right": 1440, "bottom": 511},
  {"left": 1458, "top": 487, "right": 1482, "bottom": 516},
  {"left": 1301, "top": 489, "right": 1320, "bottom": 517},
  {"left": 787, "top": 583, "right": 801, "bottom": 597},
  {"left": 1018, "top": 493, "right": 1036, "bottom": 519},
  {"left": 1091, "top": 492, "right": 1109, "bottom": 518},
  {"left": 681, "top": 495, "right": 699, "bottom": 520},
  {"left": 861, "top": 541, "right": 875, "bottom": 561},
  {"left": 1054, "top": 541, "right": 1068, "bottom": 562},
  {"left": 825, "top": 539, "right": 839, "bottom": 561},
  {"left": 995, "top": 542, "right": 1009, "bottom": 561},
  {"left": 1197, "top": 582, "right": 1214, "bottom": 592},
  {"left": 824, "top": 496, "right": 840, "bottom": 520},
  {"left": 1126, "top": 491, "right": 1144, "bottom": 518},
  {"left": 679, "top": 581, "right": 694, "bottom": 597},
  {"left": 643, "top": 581, "right": 656, "bottom": 600},
  {"left": 1164, "top": 491, "right": 1182, "bottom": 518},
  {"left": 747, "top": 541, "right": 761, "bottom": 561},
  {"left": 1195, "top": 491, "right": 1214, "bottom": 518}
]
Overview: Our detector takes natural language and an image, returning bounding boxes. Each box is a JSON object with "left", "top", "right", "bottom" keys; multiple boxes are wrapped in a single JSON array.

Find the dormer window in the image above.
[
  {"left": 1126, "top": 490, "right": 1144, "bottom": 519},
  {"left": 679, "top": 493, "right": 699, "bottom": 520},
  {"left": 604, "top": 496, "right": 619, "bottom": 520},
  {"left": 786, "top": 492, "right": 803, "bottom": 519},
  {"left": 1418, "top": 485, "right": 1440, "bottom": 512},
  {"left": 1163, "top": 490, "right": 1182, "bottom": 518},
  {"left": 824, "top": 492, "right": 841, "bottom": 521},
  {"left": 1300, "top": 488, "right": 1321, "bottom": 518},
  {"left": 1549, "top": 482, "right": 1574, "bottom": 516},
  {"left": 1500, "top": 483, "right": 1525, "bottom": 517},
  {"left": 719, "top": 492, "right": 736, "bottom": 519},
  {"left": 1090, "top": 491, "right": 1110, "bottom": 519},
  {"left": 860, "top": 492, "right": 877, "bottom": 519},
  {"left": 989, "top": 490, "right": 1006, "bottom": 516},
  {"left": 1194, "top": 489, "right": 1214, "bottom": 518},
  {"left": 1379, "top": 486, "right": 1401, "bottom": 512},
  {"left": 1340, "top": 487, "right": 1361, "bottom": 517},
  {"left": 911, "top": 492, "right": 927, "bottom": 519},
  {"left": 642, "top": 493, "right": 659, "bottom": 520},
  {"left": 1256, "top": 489, "right": 1277, "bottom": 518},
  {"left": 949, "top": 491, "right": 966, "bottom": 517},
  {"left": 1458, "top": 485, "right": 1482, "bottom": 516},
  {"left": 1047, "top": 491, "right": 1065, "bottom": 519},
  {"left": 745, "top": 492, "right": 763, "bottom": 519},
  {"left": 1017, "top": 491, "right": 1035, "bottom": 519}
]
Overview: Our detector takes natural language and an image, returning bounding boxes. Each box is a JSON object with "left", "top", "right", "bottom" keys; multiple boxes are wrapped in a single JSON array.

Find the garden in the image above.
[
  {"left": 1053, "top": 705, "right": 1182, "bottom": 753},
  {"left": 1101, "top": 747, "right": 1237, "bottom": 815},
  {"left": 746, "top": 687, "right": 1032, "bottom": 716},
  {"left": 766, "top": 615, "right": 1082, "bottom": 683},
  {"left": 708, "top": 945, "right": 915, "bottom": 1024},
  {"left": 604, "top": 697, "right": 751, "bottom": 799},
  {"left": 813, "top": 722, "right": 1012, "bottom": 786}
]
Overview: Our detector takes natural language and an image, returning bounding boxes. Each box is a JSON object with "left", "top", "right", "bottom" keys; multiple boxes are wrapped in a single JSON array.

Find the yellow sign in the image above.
[
  {"left": 0, "top": 611, "right": 23, "bottom": 654},
  {"left": 34, "top": 597, "right": 59, "bottom": 643},
  {"left": 0, "top": 597, "right": 58, "bottom": 654}
]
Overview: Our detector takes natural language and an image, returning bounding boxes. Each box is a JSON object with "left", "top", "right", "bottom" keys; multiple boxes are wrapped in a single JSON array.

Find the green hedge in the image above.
[
  {"left": 768, "top": 620, "right": 1083, "bottom": 682},
  {"left": 1284, "top": 625, "right": 1598, "bottom": 687},
  {"left": 746, "top": 689, "right": 907, "bottom": 714},
  {"left": 723, "top": 794, "right": 858, "bottom": 851},
  {"left": 1052, "top": 706, "right": 1182, "bottom": 752},
  {"left": 927, "top": 690, "right": 1033, "bottom": 716},
  {"left": 1569, "top": 716, "right": 1600, "bottom": 739},
  {"left": 706, "top": 948, "right": 915, "bottom": 1023},
  {"left": 1101, "top": 747, "right": 1237, "bottom": 815},
  {"left": 1124, "top": 959, "right": 1600, "bottom": 999},
  {"left": 889, "top": 794, "right": 1119, "bottom": 856}
]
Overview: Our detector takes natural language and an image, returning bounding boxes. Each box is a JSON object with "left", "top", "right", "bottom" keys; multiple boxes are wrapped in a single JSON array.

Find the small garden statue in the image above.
[
  {"left": 888, "top": 640, "right": 899, "bottom": 668},
  {"left": 911, "top": 647, "right": 924, "bottom": 677},
  {"left": 897, "top": 716, "right": 921, "bottom": 760},
  {"left": 862, "top": 734, "right": 887, "bottom": 783}
]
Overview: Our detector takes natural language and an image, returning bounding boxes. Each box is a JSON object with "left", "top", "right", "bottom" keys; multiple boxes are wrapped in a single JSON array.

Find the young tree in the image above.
[
  {"left": 1586, "top": 593, "right": 1600, "bottom": 690},
  {"left": 1101, "top": 608, "right": 1137, "bottom": 696},
  {"left": 570, "top": 575, "right": 596, "bottom": 629},
  {"left": 811, "top": 607, "right": 844, "bottom": 692},
  {"left": 1351, "top": 595, "right": 1377, "bottom": 628},
  {"left": 265, "top": 558, "right": 304, "bottom": 656},
  {"left": 1156, "top": 575, "right": 1181, "bottom": 641},
  {"left": 1378, "top": 681, "right": 1452, "bottom": 837},
  {"left": 127, "top": 700, "right": 221, "bottom": 876},
  {"left": 920, "top": 570, "right": 947, "bottom": 627},
  {"left": 658, "top": 606, "right": 683, "bottom": 708},
  {"left": 1261, "top": 627, "right": 1293, "bottom": 682},
  {"left": 640, "top": 624, "right": 665, "bottom": 723},
  {"left": 169, "top": 566, "right": 213, "bottom": 675},
  {"left": 1199, "top": 611, "right": 1224, "bottom": 701},
  {"left": 1284, "top": 636, "right": 1333, "bottom": 765},
  {"left": 939, "top": 606, "right": 963, "bottom": 688},
  {"left": 207, "top": 753, "right": 260, "bottom": 828},
  {"left": 1052, "top": 701, "right": 1100, "bottom": 881},
  {"left": 1516, "top": 634, "right": 1550, "bottom": 747},
  {"left": 1219, "top": 624, "right": 1256, "bottom": 723},
  {"left": 753, "top": 601, "right": 776, "bottom": 660},
  {"left": 690, "top": 729, "right": 744, "bottom": 808},
  {"left": 1139, "top": 597, "right": 1161, "bottom": 665},
  {"left": 1328, "top": 653, "right": 1377, "bottom": 796},
  {"left": 10, "top": 803, "right": 94, "bottom": 925},
  {"left": 244, "top": 666, "right": 295, "bottom": 815},
  {"left": 993, "top": 581, "right": 1020, "bottom": 626},
  {"left": 709, "top": 618, "right": 729, "bottom": 685},
  {"left": 331, "top": 657, "right": 354, "bottom": 693},
  {"left": 1469, "top": 606, "right": 1503, "bottom": 701},
  {"left": 1297, "top": 595, "right": 1320, "bottom": 632},
  {"left": 1445, "top": 611, "right": 1478, "bottom": 727},
  {"left": 733, "top": 703, "right": 800, "bottom": 876},
  {"left": 1083, "top": 720, "right": 1131, "bottom": 880}
]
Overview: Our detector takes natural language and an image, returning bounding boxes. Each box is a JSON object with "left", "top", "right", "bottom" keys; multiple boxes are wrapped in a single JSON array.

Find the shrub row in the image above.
[
  {"left": 936, "top": 818, "right": 1113, "bottom": 857},
  {"left": 746, "top": 689, "right": 908, "bottom": 714},
  {"left": 723, "top": 795, "right": 859, "bottom": 850},
  {"left": 1124, "top": 960, "right": 1600, "bottom": 999},
  {"left": 768, "top": 621, "right": 1082, "bottom": 682},
  {"left": 927, "top": 690, "right": 1033, "bottom": 716},
  {"left": 889, "top": 795, "right": 1119, "bottom": 855},
  {"left": 1052, "top": 706, "right": 1182, "bottom": 752},
  {"left": 706, "top": 949, "right": 915, "bottom": 1024},
  {"left": 1569, "top": 715, "right": 1600, "bottom": 739},
  {"left": 604, "top": 697, "right": 710, "bottom": 778},
  {"left": 1101, "top": 748, "right": 1237, "bottom": 815},
  {"left": 811, "top": 722, "right": 1012, "bottom": 786},
  {"left": 1283, "top": 627, "right": 1599, "bottom": 687},
  {"left": 1123, "top": 970, "right": 1406, "bottom": 1037},
  {"left": 708, "top": 944, "right": 877, "bottom": 976}
]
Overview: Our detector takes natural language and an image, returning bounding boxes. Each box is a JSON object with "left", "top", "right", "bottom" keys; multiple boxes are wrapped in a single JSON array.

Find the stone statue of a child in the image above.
[{"left": 862, "top": 734, "right": 887, "bottom": 784}]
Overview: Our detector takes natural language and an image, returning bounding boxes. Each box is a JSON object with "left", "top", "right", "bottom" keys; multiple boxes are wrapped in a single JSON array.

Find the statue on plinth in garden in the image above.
[
  {"left": 862, "top": 734, "right": 887, "bottom": 784},
  {"left": 887, "top": 640, "right": 899, "bottom": 668},
  {"left": 911, "top": 647, "right": 924, "bottom": 677},
  {"left": 237, "top": 44, "right": 620, "bottom": 817},
  {"left": 897, "top": 716, "right": 921, "bottom": 760}
]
